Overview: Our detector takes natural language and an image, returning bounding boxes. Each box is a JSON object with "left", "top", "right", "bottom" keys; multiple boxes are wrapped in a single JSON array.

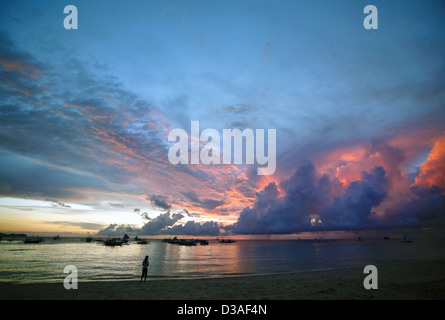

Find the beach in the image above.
[{"left": 1, "top": 260, "right": 444, "bottom": 300}]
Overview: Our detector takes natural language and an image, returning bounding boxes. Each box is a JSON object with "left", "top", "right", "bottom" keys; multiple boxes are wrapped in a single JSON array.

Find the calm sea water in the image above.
[{"left": 1, "top": 238, "right": 445, "bottom": 283}]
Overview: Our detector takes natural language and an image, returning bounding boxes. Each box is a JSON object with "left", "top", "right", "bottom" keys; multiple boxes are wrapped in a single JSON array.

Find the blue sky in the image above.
[{"left": 1, "top": 0, "right": 444, "bottom": 236}]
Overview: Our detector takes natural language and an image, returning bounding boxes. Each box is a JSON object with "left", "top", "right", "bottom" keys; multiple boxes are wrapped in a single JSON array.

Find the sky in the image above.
[{"left": 0, "top": 0, "right": 444, "bottom": 237}]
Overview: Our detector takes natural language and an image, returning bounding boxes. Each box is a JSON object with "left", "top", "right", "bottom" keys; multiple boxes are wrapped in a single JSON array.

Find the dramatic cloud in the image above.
[
  {"left": 139, "top": 211, "right": 184, "bottom": 235},
  {"left": 97, "top": 215, "right": 228, "bottom": 236},
  {"left": 1, "top": 1, "right": 445, "bottom": 236},
  {"left": 165, "top": 220, "right": 226, "bottom": 236},
  {"left": 92, "top": 128, "right": 445, "bottom": 237},
  {"left": 149, "top": 195, "right": 172, "bottom": 210},
  {"left": 232, "top": 151, "right": 444, "bottom": 234},
  {"left": 97, "top": 223, "right": 140, "bottom": 236},
  {"left": 415, "top": 133, "right": 445, "bottom": 188},
  {"left": 384, "top": 185, "right": 445, "bottom": 228},
  {"left": 232, "top": 163, "right": 338, "bottom": 234},
  {"left": 181, "top": 191, "right": 226, "bottom": 210},
  {"left": 319, "top": 166, "right": 389, "bottom": 230}
]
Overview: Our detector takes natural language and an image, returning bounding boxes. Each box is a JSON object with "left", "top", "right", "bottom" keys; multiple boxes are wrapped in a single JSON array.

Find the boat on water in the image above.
[
  {"left": 53, "top": 234, "right": 61, "bottom": 240},
  {"left": 85, "top": 237, "right": 93, "bottom": 242},
  {"left": 178, "top": 239, "right": 197, "bottom": 246},
  {"left": 164, "top": 236, "right": 181, "bottom": 244},
  {"left": 164, "top": 237, "right": 199, "bottom": 245},
  {"left": 402, "top": 232, "right": 412, "bottom": 243},
  {"left": 103, "top": 237, "right": 123, "bottom": 246},
  {"left": 217, "top": 238, "right": 237, "bottom": 243},
  {"left": 137, "top": 239, "right": 149, "bottom": 244},
  {"left": 199, "top": 240, "right": 209, "bottom": 245},
  {"left": 121, "top": 234, "right": 130, "bottom": 244},
  {"left": 24, "top": 236, "right": 43, "bottom": 244}
]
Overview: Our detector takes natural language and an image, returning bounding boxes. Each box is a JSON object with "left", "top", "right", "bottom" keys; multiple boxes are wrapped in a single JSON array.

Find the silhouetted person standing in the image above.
[{"left": 141, "top": 255, "right": 149, "bottom": 282}]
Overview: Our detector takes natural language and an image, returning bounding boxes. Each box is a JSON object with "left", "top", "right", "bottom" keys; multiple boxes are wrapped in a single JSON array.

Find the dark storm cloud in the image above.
[
  {"left": 233, "top": 164, "right": 392, "bottom": 234},
  {"left": 232, "top": 159, "right": 445, "bottom": 234},
  {"left": 139, "top": 211, "right": 184, "bottom": 235},
  {"left": 97, "top": 214, "right": 227, "bottom": 236},
  {"left": 366, "top": 139, "right": 406, "bottom": 180},
  {"left": 181, "top": 191, "right": 226, "bottom": 210},
  {"left": 149, "top": 195, "right": 171, "bottom": 210},
  {"left": 94, "top": 160, "right": 445, "bottom": 236},
  {"left": 97, "top": 223, "right": 140, "bottom": 236},
  {"left": 385, "top": 185, "right": 445, "bottom": 228},
  {"left": 319, "top": 166, "right": 389, "bottom": 230},
  {"left": 233, "top": 163, "right": 337, "bottom": 234},
  {"left": 165, "top": 220, "right": 225, "bottom": 236}
]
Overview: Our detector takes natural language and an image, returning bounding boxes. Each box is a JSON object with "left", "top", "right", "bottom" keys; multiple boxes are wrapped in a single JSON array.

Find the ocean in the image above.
[{"left": 1, "top": 237, "right": 445, "bottom": 283}]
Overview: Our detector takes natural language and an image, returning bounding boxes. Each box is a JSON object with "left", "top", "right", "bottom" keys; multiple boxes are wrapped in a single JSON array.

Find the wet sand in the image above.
[{"left": 1, "top": 260, "right": 444, "bottom": 300}]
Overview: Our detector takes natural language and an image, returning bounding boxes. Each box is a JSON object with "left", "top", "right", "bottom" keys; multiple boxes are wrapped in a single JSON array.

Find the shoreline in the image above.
[{"left": 1, "top": 260, "right": 445, "bottom": 300}]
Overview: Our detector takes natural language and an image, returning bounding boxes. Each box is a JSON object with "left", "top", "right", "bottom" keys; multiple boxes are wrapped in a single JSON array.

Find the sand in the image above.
[{"left": 1, "top": 260, "right": 445, "bottom": 300}]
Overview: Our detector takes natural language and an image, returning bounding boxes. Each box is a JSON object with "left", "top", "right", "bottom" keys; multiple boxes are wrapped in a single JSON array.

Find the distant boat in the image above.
[
  {"left": 356, "top": 236, "right": 364, "bottom": 242},
  {"left": 163, "top": 237, "right": 199, "bottom": 245},
  {"left": 85, "top": 237, "right": 93, "bottom": 242},
  {"left": 217, "top": 238, "right": 237, "bottom": 243},
  {"left": 165, "top": 236, "right": 180, "bottom": 244},
  {"left": 137, "top": 239, "right": 149, "bottom": 244},
  {"left": 199, "top": 240, "right": 209, "bottom": 245},
  {"left": 178, "top": 239, "right": 197, "bottom": 246},
  {"left": 402, "top": 232, "right": 412, "bottom": 243},
  {"left": 121, "top": 234, "right": 130, "bottom": 244},
  {"left": 103, "top": 237, "right": 122, "bottom": 246},
  {"left": 24, "top": 236, "right": 43, "bottom": 244},
  {"left": 53, "top": 234, "right": 61, "bottom": 240}
]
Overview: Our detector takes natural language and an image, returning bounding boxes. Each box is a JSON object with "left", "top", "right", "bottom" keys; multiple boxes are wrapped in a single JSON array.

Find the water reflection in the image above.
[{"left": 1, "top": 238, "right": 445, "bottom": 283}]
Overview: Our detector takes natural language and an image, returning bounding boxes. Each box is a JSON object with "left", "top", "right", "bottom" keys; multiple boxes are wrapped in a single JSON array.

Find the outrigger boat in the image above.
[
  {"left": 24, "top": 236, "right": 43, "bottom": 244},
  {"left": 164, "top": 236, "right": 181, "bottom": 244},
  {"left": 217, "top": 238, "right": 237, "bottom": 243},
  {"left": 164, "top": 237, "right": 199, "bottom": 246},
  {"left": 103, "top": 237, "right": 123, "bottom": 246},
  {"left": 178, "top": 239, "right": 197, "bottom": 246}
]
